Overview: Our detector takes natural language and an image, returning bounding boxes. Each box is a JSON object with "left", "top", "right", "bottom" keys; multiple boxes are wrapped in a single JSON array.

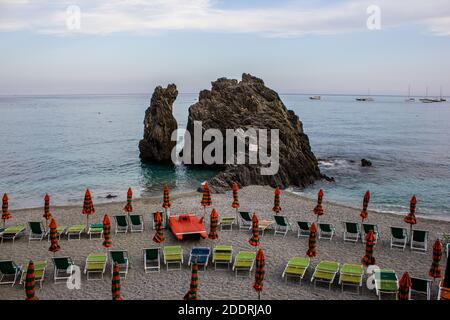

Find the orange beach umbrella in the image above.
[
  {"left": 361, "top": 230, "right": 376, "bottom": 267},
  {"left": 248, "top": 213, "right": 260, "bottom": 248},
  {"left": 429, "top": 239, "right": 442, "bottom": 280},
  {"left": 183, "top": 262, "right": 199, "bottom": 300},
  {"left": 102, "top": 214, "right": 112, "bottom": 248},
  {"left": 112, "top": 263, "right": 123, "bottom": 300},
  {"left": 313, "top": 189, "right": 324, "bottom": 221},
  {"left": 208, "top": 209, "right": 219, "bottom": 240},
  {"left": 253, "top": 249, "right": 265, "bottom": 300},
  {"left": 398, "top": 272, "right": 412, "bottom": 300},
  {"left": 123, "top": 188, "right": 133, "bottom": 214},
  {"left": 404, "top": 195, "right": 417, "bottom": 244},
  {"left": 306, "top": 223, "right": 317, "bottom": 257},
  {"left": 360, "top": 191, "right": 370, "bottom": 222},
  {"left": 162, "top": 185, "right": 171, "bottom": 227},
  {"left": 82, "top": 189, "right": 95, "bottom": 229},
  {"left": 201, "top": 182, "right": 212, "bottom": 217},
  {"left": 48, "top": 219, "right": 61, "bottom": 254},
  {"left": 25, "top": 260, "right": 38, "bottom": 300},
  {"left": 153, "top": 211, "right": 164, "bottom": 243},
  {"left": 43, "top": 193, "right": 52, "bottom": 226},
  {"left": 2, "top": 193, "right": 11, "bottom": 227},
  {"left": 272, "top": 187, "right": 281, "bottom": 215}
]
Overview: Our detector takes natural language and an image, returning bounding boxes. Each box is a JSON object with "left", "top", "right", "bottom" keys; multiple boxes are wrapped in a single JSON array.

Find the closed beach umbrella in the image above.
[
  {"left": 306, "top": 223, "right": 317, "bottom": 257},
  {"left": 112, "top": 263, "right": 123, "bottom": 300},
  {"left": 153, "top": 211, "right": 164, "bottom": 243},
  {"left": 231, "top": 182, "right": 239, "bottom": 211},
  {"left": 429, "top": 239, "right": 442, "bottom": 280},
  {"left": 208, "top": 209, "right": 219, "bottom": 240},
  {"left": 361, "top": 230, "right": 376, "bottom": 267},
  {"left": 2, "top": 193, "right": 11, "bottom": 227},
  {"left": 25, "top": 260, "right": 38, "bottom": 300},
  {"left": 102, "top": 214, "right": 112, "bottom": 248},
  {"left": 360, "top": 191, "right": 370, "bottom": 222},
  {"left": 123, "top": 187, "right": 133, "bottom": 214},
  {"left": 43, "top": 193, "right": 52, "bottom": 227},
  {"left": 404, "top": 195, "right": 417, "bottom": 244},
  {"left": 272, "top": 187, "right": 281, "bottom": 215},
  {"left": 48, "top": 218, "right": 61, "bottom": 254},
  {"left": 82, "top": 189, "right": 95, "bottom": 229},
  {"left": 253, "top": 249, "right": 265, "bottom": 300},
  {"left": 398, "top": 272, "right": 412, "bottom": 300},
  {"left": 248, "top": 213, "right": 260, "bottom": 248},
  {"left": 313, "top": 189, "right": 324, "bottom": 221},
  {"left": 162, "top": 185, "right": 171, "bottom": 227},
  {"left": 201, "top": 182, "right": 212, "bottom": 217},
  {"left": 183, "top": 262, "right": 199, "bottom": 300}
]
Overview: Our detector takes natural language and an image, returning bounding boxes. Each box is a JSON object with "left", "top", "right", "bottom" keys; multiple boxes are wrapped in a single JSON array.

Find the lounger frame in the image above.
[
  {"left": 274, "top": 216, "right": 291, "bottom": 237},
  {"left": 318, "top": 223, "right": 336, "bottom": 241},
  {"left": 28, "top": 221, "right": 48, "bottom": 242},
  {"left": 52, "top": 257, "right": 74, "bottom": 283},
  {"left": 343, "top": 222, "right": 360, "bottom": 243},
  {"left": 129, "top": 214, "right": 144, "bottom": 232},
  {"left": 390, "top": 226, "right": 407, "bottom": 250},
  {"left": 143, "top": 248, "right": 161, "bottom": 273},
  {"left": 84, "top": 254, "right": 107, "bottom": 281},
  {"left": 0, "top": 260, "right": 23, "bottom": 286},
  {"left": 297, "top": 221, "right": 311, "bottom": 238},
  {"left": 410, "top": 229, "right": 428, "bottom": 253},
  {"left": 109, "top": 250, "right": 129, "bottom": 279}
]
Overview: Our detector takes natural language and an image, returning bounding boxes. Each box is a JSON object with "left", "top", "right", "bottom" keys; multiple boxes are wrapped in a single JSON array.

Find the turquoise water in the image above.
[{"left": 0, "top": 93, "right": 449, "bottom": 219}]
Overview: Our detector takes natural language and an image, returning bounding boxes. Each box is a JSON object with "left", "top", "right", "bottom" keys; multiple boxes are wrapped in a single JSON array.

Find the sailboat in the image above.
[
  {"left": 356, "top": 89, "right": 374, "bottom": 102},
  {"left": 419, "top": 87, "right": 437, "bottom": 103},
  {"left": 439, "top": 86, "right": 446, "bottom": 102},
  {"left": 405, "top": 85, "right": 415, "bottom": 102}
]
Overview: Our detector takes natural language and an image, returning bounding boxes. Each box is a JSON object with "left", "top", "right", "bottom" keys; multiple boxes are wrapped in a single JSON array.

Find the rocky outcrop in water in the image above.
[
  {"left": 361, "top": 158, "right": 372, "bottom": 167},
  {"left": 139, "top": 84, "right": 178, "bottom": 162}
]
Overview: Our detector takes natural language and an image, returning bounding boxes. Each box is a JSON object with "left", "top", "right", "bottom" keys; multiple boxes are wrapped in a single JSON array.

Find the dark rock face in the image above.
[
  {"left": 139, "top": 84, "right": 178, "bottom": 162},
  {"left": 184, "top": 73, "right": 323, "bottom": 192},
  {"left": 361, "top": 158, "right": 372, "bottom": 167}
]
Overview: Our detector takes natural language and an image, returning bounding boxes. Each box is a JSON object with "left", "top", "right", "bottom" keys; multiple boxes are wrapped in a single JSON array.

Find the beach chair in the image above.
[
  {"left": 311, "top": 260, "right": 340, "bottom": 290},
  {"left": 163, "top": 246, "right": 183, "bottom": 271},
  {"left": 48, "top": 225, "right": 68, "bottom": 241},
  {"left": 66, "top": 224, "right": 85, "bottom": 240},
  {"left": 339, "top": 263, "right": 364, "bottom": 293},
  {"left": 52, "top": 257, "right": 74, "bottom": 283},
  {"left": 232, "top": 251, "right": 256, "bottom": 278},
  {"left": 373, "top": 269, "right": 399, "bottom": 300},
  {"left": 114, "top": 215, "right": 129, "bottom": 234},
  {"left": 28, "top": 221, "right": 48, "bottom": 241},
  {"left": 318, "top": 223, "right": 336, "bottom": 241},
  {"left": 390, "top": 226, "right": 407, "bottom": 250},
  {"left": 282, "top": 257, "right": 310, "bottom": 285},
  {"left": 20, "top": 260, "right": 47, "bottom": 288},
  {"left": 87, "top": 223, "right": 103, "bottom": 240},
  {"left": 410, "top": 230, "right": 428, "bottom": 252},
  {"left": 151, "top": 211, "right": 168, "bottom": 229},
  {"left": 238, "top": 211, "right": 252, "bottom": 230},
  {"left": 188, "top": 247, "right": 211, "bottom": 271},
  {"left": 0, "top": 225, "right": 26, "bottom": 244},
  {"left": 0, "top": 260, "right": 23, "bottom": 286},
  {"left": 409, "top": 277, "right": 432, "bottom": 300},
  {"left": 129, "top": 214, "right": 144, "bottom": 232},
  {"left": 274, "top": 215, "right": 291, "bottom": 237},
  {"left": 361, "top": 223, "right": 380, "bottom": 244},
  {"left": 212, "top": 245, "right": 233, "bottom": 270},
  {"left": 143, "top": 248, "right": 160, "bottom": 273},
  {"left": 297, "top": 221, "right": 311, "bottom": 238},
  {"left": 220, "top": 216, "right": 235, "bottom": 231},
  {"left": 84, "top": 253, "right": 107, "bottom": 280},
  {"left": 343, "top": 222, "right": 360, "bottom": 243},
  {"left": 109, "top": 250, "right": 129, "bottom": 279}
]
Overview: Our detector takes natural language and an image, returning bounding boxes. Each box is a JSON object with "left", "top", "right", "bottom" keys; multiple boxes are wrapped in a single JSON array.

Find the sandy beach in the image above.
[{"left": 1, "top": 185, "right": 449, "bottom": 300}]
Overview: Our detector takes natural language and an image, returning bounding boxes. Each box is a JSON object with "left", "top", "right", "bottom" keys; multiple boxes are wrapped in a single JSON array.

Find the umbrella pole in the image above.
[
  {"left": 258, "top": 292, "right": 261, "bottom": 300},
  {"left": 409, "top": 225, "right": 413, "bottom": 247}
]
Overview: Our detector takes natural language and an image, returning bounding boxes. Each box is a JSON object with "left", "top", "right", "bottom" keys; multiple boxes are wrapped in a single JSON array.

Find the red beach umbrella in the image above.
[
  {"left": 123, "top": 187, "right": 133, "bottom": 214},
  {"left": 102, "top": 214, "right": 112, "bottom": 248},
  {"left": 361, "top": 230, "right": 376, "bottom": 267},
  {"left": 272, "top": 187, "right": 281, "bottom": 215},
  {"left": 201, "top": 182, "right": 212, "bottom": 217},
  {"left": 231, "top": 182, "right": 239, "bottom": 209},
  {"left": 313, "top": 189, "right": 324, "bottom": 221},
  {"left": 112, "top": 263, "right": 123, "bottom": 300},
  {"left": 2, "top": 193, "right": 11, "bottom": 227},
  {"left": 183, "top": 262, "right": 199, "bottom": 300},
  {"left": 208, "top": 209, "right": 219, "bottom": 240},
  {"left": 360, "top": 191, "right": 370, "bottom": 222},
  {"left": 82, "top": 189, "right": 95, "bottom": 229},
  {"left": 253, "top": 249, "right": 265, "bottom": 300},
  {"left": 43, "top": 193, "right": 52, "bottom": 226},
  {"left": 429, "top": 239, "right": 442, "bottom": 280},
  {"left": 404, "top": 195, "right": 417, "bottom": 244},
  {"left": 25, "top": 260, "right": 38, "bottom": 300},
  {"left": 398, "top": 272, "right": 412, "bottom": 300},
  {"left": 162, "top": 185, "right": 171, "bottom": 227},
  {"left": 306, "top": 223, "right": 317, "bottom": 257},
  {"left": 153, "top": 211, "right": 165, "bottom": 243},
  {"left": 248, "top": 213, "right": 260, "bottom": 248},
  {"left": 48, "top": 218, "right": 61, "bottom": 254}
]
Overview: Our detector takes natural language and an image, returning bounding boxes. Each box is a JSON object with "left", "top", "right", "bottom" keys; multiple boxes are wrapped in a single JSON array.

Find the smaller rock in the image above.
[
  {"left": 361, "top": 159, "right": 372, "bottom": 167},
  {"left": 105, "top": 194, "right": 117, "bottom": 199}
]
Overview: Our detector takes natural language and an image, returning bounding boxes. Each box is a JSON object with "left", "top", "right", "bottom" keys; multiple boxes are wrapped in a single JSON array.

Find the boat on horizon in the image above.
[
  {"left": 309, "top": 95, "right": 321, "bottom": 100},
  {"left": 356, "top": 89, "right": 374, "bottom": 102},
  {"left": 419, "top": 86, "right": 446, "bottom": 103},
  {"left": 405, "top": 85, "right": 415, "bottom": 102}
]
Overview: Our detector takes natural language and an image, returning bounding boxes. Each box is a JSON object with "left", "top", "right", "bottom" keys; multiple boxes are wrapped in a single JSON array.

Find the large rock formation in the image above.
[
  {"left": 183, "top": 73, "right": 323, "bottom": 192},
  {"left": 139, "top": 84, "right": 178, "bottom": 162}
]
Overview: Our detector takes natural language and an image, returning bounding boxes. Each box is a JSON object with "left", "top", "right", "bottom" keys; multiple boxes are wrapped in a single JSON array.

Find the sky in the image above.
[{"left": 0, "top": 0, "right": 450, "bottom": 96}]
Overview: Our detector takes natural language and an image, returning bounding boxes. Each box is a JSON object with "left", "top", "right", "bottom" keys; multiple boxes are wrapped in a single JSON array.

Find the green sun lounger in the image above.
[
  {"left": 143, "top": 247, "right": 161, "bottom": 273},
  {"left": 66, "top": 224, "right": 86, "bottom": 240},
  {"left": 318, "top": 223, "right": 336, "bottom": 241},
  {"left": 343, "top": 222, "right": 360, "bottom": 243},
  {"left": 339, "top": 263, "right": 364, "bottom": 293},
  {"left": 0, "top": 260, "right": 23, "bottom": 286},
  {"left": 114, "top": 215, "right": 129, "bottom": 234},
  {"left": 410, "top": 277, "right": 432, "bottom": 300},
  {"left": 0, "top": 226, "right": 26, "bottom": 244},
  {"left": 390, "top": 226, "right": 407, "bottom": 250},
  {"left": 311, "top": 260, "right": 340, "bottom": 290},
  {"left": 28, "top": 221, "right": 48, "bottom": 241},
  {"left": 373, "top": 269, "right": 399, "bottom": 300},
  {"left": 84, "top": 253, "right": 108, "bottom": 280},
  {"left": 232, "top": 251, "right": 256, "bottom": 277},
  {"left": 238, "top": 211, "right": 252, "bottom": 230},
  {"left": 274, "top": 216, "right": 291, "bottom": 237},
  {"left": 163, "top": 246, "right": 183, "bottom": 271},
  {"left": 297, "top": 221, "right": 311, "bottom": 238},
  {"left": 52, "top": 257, "right": 74, "bottom": 283},
  {"left": 212, "top": 245, "right": 233, "bottom": 270},
  {"left": 282, "top": 257, "right": 310, "bottom": 284},
  {"left": 129, "top": 214, "right": 144, "bottom": 232},
  {"left": 361, "top": 223, "right": 380, "bottom": 244},
  {"left": 220, "top": 216, "right": 236, "bottom": 231},
  {"left": 410, "top": 230, "right": 428, "bottom": 253},
  {"left": 20, "top": 260, "right": 47, "bottom": 288},
  {"left": 109, "top": 250, "right": 129, "bottom": 279},
  {"left": 88, "top": 223, "right": 103, "bottom": 239}
]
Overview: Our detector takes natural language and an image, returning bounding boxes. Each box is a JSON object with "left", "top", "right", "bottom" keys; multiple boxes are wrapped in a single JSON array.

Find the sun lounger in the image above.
[
  {"left": 129, "top": 214, "right": 144, "bottom": 232},
  {"left": 361, "top": 223, "right": 380, "bottom": 244},
  {"left": 311, "top": 260, "right": 340, "bottom": 290},
  {"left": 28, "top": 221, "right": 48, "bottom": 241},
  {"left": 0, "top": 225, "right": 26, "bottom": 244},
  {"left": 109, "top": 250, "right": 129, "bottom": 279},
  {"left": 20, "top": 260, "right": 47, "bottom": 288},
  {"left": 66, "top": 224, "right": 86, "bottom": 240},
  {"left": 410, "top": 229, "right": 428, "bottom": 252},
  {"left": 143, "top": 247, "right": 161, "bottom": 273},
  {"left": 220, "top": 216, "right": 236, "bottom": 231},
  {"left": 410, "top": 277, "right": 432, "bottom": 300},
  {"left": 282, "top": 257, "right": 310, "bottom": 285},
  {"left": 238, "top": 211, "right": 252, "bottom": 230},
  {"left": 212, "top": 245, "right": 233, "bottom": 270},
  {"left": 84, "top": 253, "right": 107, "bottom": 280},
  {"left": 447, "top": 243, "right": 450, "bottom": 258},
  {"left": 297, "top": 221, "right": 311, "bottom": 238},
  {"left": 232, "top": 251, "right": 256, "bottom": 278},
  {"left": 87, "top": 223, "right": 103, "bottom": 240},
  {"left": 274, "top": 215, "right": 291, "bottom": 237},
  {"left": 343, "top": 222, "right": 360, "bottom": 243},
  {"left": 390, "top": 226, "right": 407, "bottom": 250},
  {"left": 373, "top": 269, "right": 399, "bottom": 300},
  {"left": 0, "top": 260, "right": 23, "bottom": 286},
  {"left": 114, "top": 215, "right": 129, "bottom": 234},
  {"left": 52, "top": 257, "right": 74, "bottom": 283},
  {"left": 163, "top": 246, "right": 183, "bottom": 271},
  {"left": 339, "top": 263, "right": 364, "bottom": 293},
  {"left": 188, "top": 247, "right": 211, "bottom": 271},
  {"left": 318, "top": 223, "right": 336, "bottom": 240}
]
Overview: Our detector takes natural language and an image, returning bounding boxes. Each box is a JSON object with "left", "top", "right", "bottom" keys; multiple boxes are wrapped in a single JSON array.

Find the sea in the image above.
[{"left": 1, "top": 93, "right": 449, "bottom": 220}]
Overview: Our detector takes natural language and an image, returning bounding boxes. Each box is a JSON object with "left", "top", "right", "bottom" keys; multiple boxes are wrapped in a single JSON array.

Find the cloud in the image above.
[{"left": 0, "top": 0, "right": 450, "bottom": 37}]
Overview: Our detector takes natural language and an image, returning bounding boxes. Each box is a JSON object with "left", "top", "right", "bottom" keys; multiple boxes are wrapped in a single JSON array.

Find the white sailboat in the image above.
[
  {"left": 419, "top": 86, "right": 437, "bottom": 103},
  {"left": 356, "top": 89, "right": 374, "bottom": 102},
  {"left": 405, "top": 85, "right": 415, "bottom": 102}
]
